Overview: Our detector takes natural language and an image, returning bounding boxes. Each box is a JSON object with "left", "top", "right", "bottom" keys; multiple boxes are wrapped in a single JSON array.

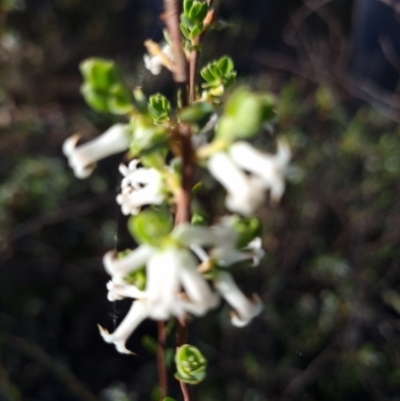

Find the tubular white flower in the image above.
[
  {"left": 63, "top": 124, "right": 130, "bottom": 179},
  {"left": 146, "top": 247, "right": 219, "bottom": 319},
  {"left": 116, "top": 160, "right": 166, "bottom": 215},
  {"left": 144, "top": 43, "right": 173, "bottom": 75},
  {"left": 214, "top": 271, "right": 263, "bottom": 327},
  {"left": 229, "top": 140, "right": 291, "bottom": 204},
  {"left": 103, "top": 245, "right": 155, "bottom": 285},
  {"left": 208, "top": 152, "right": 266, "bottom": 216},
  {"left": 101, "top": 244, "right": 220, "bottom": 353},
  {"left": 99, "top": 299, "right": 149, "bottom": 354}
]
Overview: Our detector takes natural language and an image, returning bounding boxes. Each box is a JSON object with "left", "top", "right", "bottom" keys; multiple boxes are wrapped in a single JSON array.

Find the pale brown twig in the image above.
[{"left": 163, "top": 1, "right": 195, "bottom": 401}]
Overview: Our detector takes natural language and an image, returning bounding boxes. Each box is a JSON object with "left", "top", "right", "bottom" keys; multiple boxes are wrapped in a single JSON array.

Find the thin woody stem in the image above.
[
  {"left": 163, "top": 0, "right": 189, "bottom": 106},
  {"left": 163, "top": 1, "right": 195, "bottom": 401}
]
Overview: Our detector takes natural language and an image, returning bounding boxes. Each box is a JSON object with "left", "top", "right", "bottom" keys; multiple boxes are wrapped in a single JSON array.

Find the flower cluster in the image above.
[{"left": 99, "top": 214, "right": 264, "bottom": 353}]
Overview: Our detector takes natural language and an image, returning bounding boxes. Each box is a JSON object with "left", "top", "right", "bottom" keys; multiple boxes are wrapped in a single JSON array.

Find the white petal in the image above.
[
  {"left": 63, "top": 124, "right": 130, "bottom": 179},
  {"left": 144, "top": 54, "right": 162, "bottom": 75},
  {"left": 146, "top": 248, "right": 182, "bottom": 319},
  {"left": 106, "top": 280, "right": 146, "bottom": 301},
  {"left": 103, "top": 245, "right": 155, "bottom": 283},
  {"left": 229, "top": 141, "right": 291, "bottom": 203},
  {"left": 177, "top": 249, "right": 219, "bottom": 313},
  {"left": 208, "top": 152, "right": 265, "bottom": 215},
  {"left": 214, "top": 271, "right": 263, "bottom": 327},
  {"left": 99, "top": 299, "right": 149, "bottom": 354}
]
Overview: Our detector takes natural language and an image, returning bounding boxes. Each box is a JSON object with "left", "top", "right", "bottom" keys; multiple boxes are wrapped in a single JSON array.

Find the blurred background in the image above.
[{"left": 1, "top": 0, "right": 400, "bottom": 400}]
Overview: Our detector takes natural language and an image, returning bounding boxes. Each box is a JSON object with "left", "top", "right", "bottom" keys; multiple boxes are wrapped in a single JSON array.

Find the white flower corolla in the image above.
[
  {"left": 208, "top": 152, "right": 266, "bottom": 216},
  {"left": 116, "top": 160, "right": 166, "bottom": 215},
  {"left": 214, "top": 271, "right": 263, "bottom": 327},
  {"left": 100, "top": 241, "right": 219, "bottom": 354},
  {"left": 176, "top": 219, "right": 264, "bottom": 267},
  {"left": 63, "top": 124, "right": 130, "bottom": 179},
  {"left": 103, "top": 244, "right": 155, "bottom": 285},
  {"left": 144, "top": 42, "right": 173, "bottom": 75},
  {"left": 229, "top": 140, "right": 291, "bottom": 204}
]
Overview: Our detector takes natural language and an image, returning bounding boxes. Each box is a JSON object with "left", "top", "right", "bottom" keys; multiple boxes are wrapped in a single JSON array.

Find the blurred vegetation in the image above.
[{"left": 1, "top": 1, "right": 400, "bottom": 401}]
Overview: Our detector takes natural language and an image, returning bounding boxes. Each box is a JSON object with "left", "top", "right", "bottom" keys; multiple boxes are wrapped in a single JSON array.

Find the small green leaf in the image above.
[
  {"left": 217, "top": 56, "right": 234, "bottom": 76},
  {"left": 191, "top": 211, "right": 208, "bottom": 226},
  {"left": 183, "top": 0, "right": 194, "bottom": 16},
  {"left": 181, "top": 14, "right": 196, "bottom": 29},
  {"left": 200, "top": 66, "right": 216, "bottom": 84},
  {"left": 108, "top": 84, "right": 133, "bottom": 115},
  {"left": 130, "top": 116, "right": 169, "bottom": 157},
  {"left": 232, "top": 216, "right": 262, "bottom": 248},
  {"left": 180, "top": 23, "right": 191, "bottom": 39},
  {"left": 128, "top": 210, "right": 173, "bottom": 246},
  {"left": 189, "top": 2, "right": 208, "bottom": 22},
  {"left": 189, "top": 23, "right": 204, "bottom": 39},
  {"left": 80, "top": 84, "right": 109, "bottom": 112},
  {"left": 80, "top": 58, "right": 119, "bottom": 92},
  {"left": 178, "top": 102, "right": 214, "bottom": 124}
]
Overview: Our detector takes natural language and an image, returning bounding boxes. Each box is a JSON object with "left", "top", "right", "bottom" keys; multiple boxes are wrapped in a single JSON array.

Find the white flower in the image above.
[
  {"left": 144, "top": 42, "right": 174, "bottom": 75},
  {"left": 100, "top": 240, "right": 219, "bottom": 354},
  {"left": 116, "top": 160, "right": 166, "bottom": 215},
  {"left": 181, "top": 217, "right": 264, "bottom": 267},
  {"left": 229, "top": 140, "right": 291, "bottom": 204},
  {"left": 213, "top": 271, "right": 263, "bottom": 327},
  {"left": 63, "top": 124, "right": 130, "bottom": 179},
  {"left": 208, "top": 152, "right": 266, "bottom": 216}
]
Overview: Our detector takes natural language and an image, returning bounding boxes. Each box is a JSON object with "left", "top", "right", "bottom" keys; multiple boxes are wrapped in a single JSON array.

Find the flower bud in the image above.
[
  {"left": 175, "top": 344, "right": 207, "bottom": 385},
  {"left": 128, "top": 210, "right": 173, "bottom": 246}
]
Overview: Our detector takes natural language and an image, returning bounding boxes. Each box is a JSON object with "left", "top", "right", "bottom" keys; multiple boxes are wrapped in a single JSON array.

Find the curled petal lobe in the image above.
[
  {"left": 214, "top": 271, "right": 263, "bottom": 327},
  {"left": 103, "top": 245, "right": 154, "bottom": 284},
  {"left": 98, "top": 299, "right": 149, "bottom": 354},
  {"left": 63, "top": 124, "right": 130, "bottom": 179},
  {"left": 106, "top": 280, "right": 146, "bottom": 302}
]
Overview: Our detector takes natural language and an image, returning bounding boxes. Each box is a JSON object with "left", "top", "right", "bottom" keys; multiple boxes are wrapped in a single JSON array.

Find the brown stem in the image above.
[
  {"left": 157, "top": 321, "right": 168, "bottom": 401},
  {"left": 163, "top": 2, "right": 196, "bottom": 401},
  {"left": 163, "top": 0, "right": 188, "bottom": 106},
  {"left": 189, "top": 51, "right": 198, "bottom": 104}
]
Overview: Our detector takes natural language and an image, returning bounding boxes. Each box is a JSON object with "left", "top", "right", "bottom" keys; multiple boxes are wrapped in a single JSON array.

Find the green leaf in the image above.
[
  {"left": 217, "top": 56, "right": 234, "bottom": 76},
  {"left": 189, "top": 23, "right": 204, "bottom": 39},
  {"left": 178, "top": 102, "right": 214, "bottom": 124},
  {"left": 189, "top": 2, "right": 208, "bottom": 22},
  {"left": 128, "top": 210, "right": 173, "bottom": 246},
  {"left": 183, "top": 0, "right": 194, "bottom": 16},
  {"left": 232, "top": 216, "right": 262, "bottom": 248},
  {"left": 191, "top": 211, "right": 208, "bottom": 226},
  {"left": 80, "top": 83, "right": 109, "bottom": 112},
  {"left": 180, "top": 22, "right": 191, "bottom": 39},
  {"left": 80, "top": 58, "right": 119, "bottom": 92},
  {"left": 200, "top": 66, "right": 217, "bottom": 84},
  {"left": 180, "top": 14, "right": 196, "bottom": 29},
  {"left": 108, "top": 84, "right": 134, "bottom": 115},
  {"left": 130, "top": 116, "right": 169, "bottom": 157}
]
